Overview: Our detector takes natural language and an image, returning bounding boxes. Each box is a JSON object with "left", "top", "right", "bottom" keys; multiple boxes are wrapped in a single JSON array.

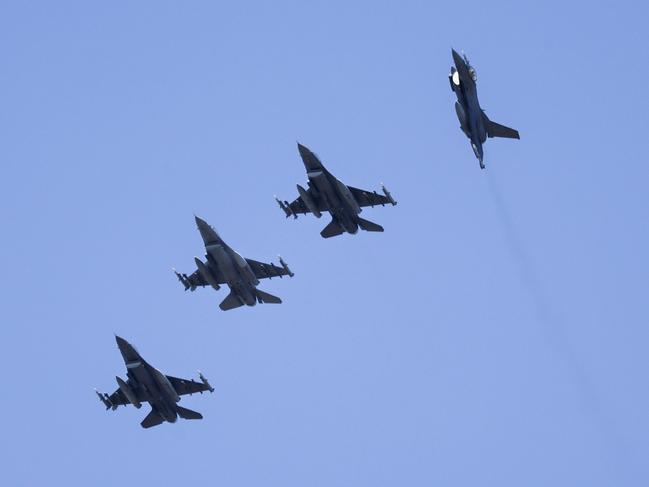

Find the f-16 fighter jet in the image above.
[
  {"left": 449, "top": 49, "right": 519, "bottom": 169},
  {"left": 174, "top": 216, "right": 293, "bottom": 311},
  {"left": 95, "top": 335, "right": 214, "bottom": 429},
  {"left": 276, "top": 143, "right": 397, "bottom": 238}
]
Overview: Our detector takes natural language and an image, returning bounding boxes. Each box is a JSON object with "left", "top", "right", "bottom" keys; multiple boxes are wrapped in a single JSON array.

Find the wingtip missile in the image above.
[
  {"left": 275, "top": 196, "right": 288, "bottom": 216},
  {"left": 278, "top": 256, "right": 294, "bottom": 277},
  {"left": 198, "top": 371, "right": 214, "bottom": 393},
  {"left": 173, "top": 268, "right": 194, "bottom": 291},
  {"left": 95, "top": 388, "right": 114, "bottom": 410},
  {"left": 381, "top": 184, "right": 397, "bottom": 206},
  {"left": 275, "top": 196, "right": 296, "bottom": 219}
]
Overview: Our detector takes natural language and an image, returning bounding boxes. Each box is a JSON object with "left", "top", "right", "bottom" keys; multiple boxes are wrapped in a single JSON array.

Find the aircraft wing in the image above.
[
  {"left": 282, "top": 192, "right": 328, "bottom": 216},
  {"left": 166, "top": 375, "right": 214, "bottom": 396},
  {"left": 246, "top": 258, "right": 294, "bottom": 280},
  {"left": 285, "top": 197, "right": 311, "bottom": 215},
  {"left": 175, "top": 264, "right": 227, "bottom": 291},
  {"left": 181, "top": 270, "right": 208, "bottom": 288},
  {"left": 348, "top": 186, "right": 395, "bottom": 208},
  {"left": 105, "top": 381, "right": 147, "bottom": 408},
  {"left": 106, "top": 389, "right": 130, "bottom": 407}
]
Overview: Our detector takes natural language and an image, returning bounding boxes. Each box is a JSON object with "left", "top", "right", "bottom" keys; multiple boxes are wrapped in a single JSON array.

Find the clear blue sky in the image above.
[{"left": 1, "top": 1, "right": 648, "bottom": 486}]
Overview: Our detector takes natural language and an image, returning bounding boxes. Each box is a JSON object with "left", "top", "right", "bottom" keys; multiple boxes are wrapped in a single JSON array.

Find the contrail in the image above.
[
  {"left": 485, "top": 170, "right": 640, "bottom": 481},
  {"left": 485, "top": 172, "right": 550, "bottom": 322}
]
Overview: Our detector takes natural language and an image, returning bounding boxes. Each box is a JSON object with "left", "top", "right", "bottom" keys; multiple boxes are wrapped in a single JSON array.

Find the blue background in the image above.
[{"left": 2, "top": 1, "right": 648, "bottom": 485}]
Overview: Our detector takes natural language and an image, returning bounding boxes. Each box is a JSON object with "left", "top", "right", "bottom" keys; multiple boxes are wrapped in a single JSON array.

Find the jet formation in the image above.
[
  {"left": 174, "top": 216, "right": 293, "bottom": 311},
  {"left": 95, "top": 336, "right": 214, "bottom": 428},
  {"left": 450, "top": 49, "right": 519, "bottom": 169},
  {"left": 97, "top": 49, "right": 519, "bottom": 429},
  {"left": 276, "top": 143, "right": 396, "bottom": 238}
]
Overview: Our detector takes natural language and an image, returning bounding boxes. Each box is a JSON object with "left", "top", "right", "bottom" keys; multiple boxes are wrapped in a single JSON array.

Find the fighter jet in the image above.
[
  {"left": 95, "top": 335, "right": 214, "bottom": 429},
  {"left": 449, "top": 49, "right": 519, "bottom": 169},
  {"left": 275, "top": 143, "right": 397, "bottom": 238},
  {"left": 174, "top": 216, "right": 293, "bottom": 311}
]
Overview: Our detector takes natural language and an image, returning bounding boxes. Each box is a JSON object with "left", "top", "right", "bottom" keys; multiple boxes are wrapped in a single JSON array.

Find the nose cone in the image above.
[
  {"left": 194, "top": 215, "right": 208, "bottom": 229},
  {"left": 115, "top": 335, "right": 141, "bottom": 362},
  {"left": 297, "top": 142, "right": 313, "bottom": 162},
  {"left": 115, "top": 335, "right": 129, "bottom": 350},
  {"left": 195, "top": 215, "right": 221, "bottom": 245},
  {"left": 451, "top": 49, "right": 465, "bottom": 68},
  {"left": 296, "top": 142, "right": 323, "bottom": 172}
]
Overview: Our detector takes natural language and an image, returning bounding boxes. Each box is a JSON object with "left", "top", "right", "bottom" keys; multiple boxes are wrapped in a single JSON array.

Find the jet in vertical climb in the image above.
[
  {"left": 95, "top": 335, "right": 214, "bottom": 429},
  {"left": 449, "top": 49, "right": 519, "bottom": 169},
  {"left": 276, "top": 143, "right": 396, "bottom": 238},
  {"left": 174, "top": 216, "right": 293, "bottom": 311}
]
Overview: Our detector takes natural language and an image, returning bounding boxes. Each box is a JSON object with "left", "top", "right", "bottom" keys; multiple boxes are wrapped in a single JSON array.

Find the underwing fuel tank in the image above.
[
  {"left": 296, "top": 184, "right": 321, "bottom": 218},
  {"left": 194, "top": 257, "right": 221, "bottom": 291},
  {"left": 116, "top": 376, "right": 142, "bottom": 409}
]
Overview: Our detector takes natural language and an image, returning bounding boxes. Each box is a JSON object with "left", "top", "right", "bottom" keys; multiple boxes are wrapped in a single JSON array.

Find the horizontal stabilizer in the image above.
[
  {"left": 320, "top": 219, "right": 344, "bottom": 239},
  {"left": 357, "top": 217, "right": 384, "bottom": 233},
  {"left": 176, "top": 406, "right": 203, "bottom": 420},
  {"left": 256, "top": 289, "right": 282, "bottom": 304},
  {"left": 141, "top": 409, "right": 164, "bottom": 429},
  {"left": 483, "top": 114, "right": 519, "bottom": 139},
  {"left": 220, "top": 292, "right": 244, "bottom": 311}
]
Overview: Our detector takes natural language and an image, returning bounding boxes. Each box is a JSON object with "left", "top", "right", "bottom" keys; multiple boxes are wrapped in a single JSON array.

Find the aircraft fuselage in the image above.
[
  {"left": 125, "top": 359, "right": 180, "bottom": 424},
  {"left": 205, "top": 242, "right": 258, "bottom": 307},
  {"left": 451, "top": 50, "right": 487, "bottom": 167},
  {"left": 308, "top": 169, "right": 361, "bottom": 234}
]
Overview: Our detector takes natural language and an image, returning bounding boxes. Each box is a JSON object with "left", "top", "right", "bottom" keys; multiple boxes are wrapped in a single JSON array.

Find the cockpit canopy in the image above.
[{"left": 468, "top": 67, "right": 477, "bottom": 82}]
